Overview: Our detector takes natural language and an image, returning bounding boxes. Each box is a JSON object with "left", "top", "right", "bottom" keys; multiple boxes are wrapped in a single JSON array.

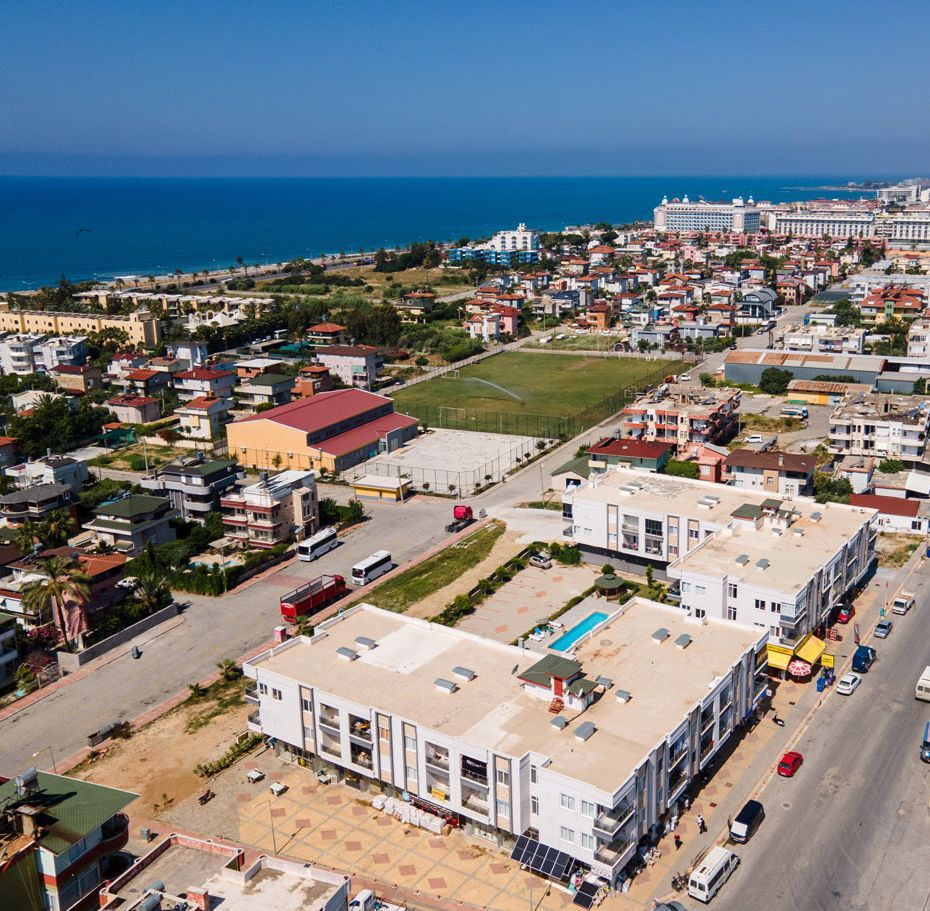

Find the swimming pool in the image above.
[{"left": 549, "top": 611, "right": 609, "bottom": 652}]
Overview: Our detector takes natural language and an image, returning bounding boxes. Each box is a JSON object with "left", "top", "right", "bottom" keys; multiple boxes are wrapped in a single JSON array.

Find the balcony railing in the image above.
[
  {"left": 593, "top": 802, "right": 635, "bottom": 837},
  {"left": 594, "top": 835, "right": 635, "bottom": 867},
  {"left": 245, "top": 686, "right": 259, "bottom": 704},
  {"left": 461, "top": 791, "right": 490, "bottom": 816}
]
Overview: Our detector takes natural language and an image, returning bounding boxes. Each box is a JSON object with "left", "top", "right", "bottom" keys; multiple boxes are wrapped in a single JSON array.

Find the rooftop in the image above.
[
  {"left": 725, "top": 448, "right": 816, "bottom": 474},
  {"left": 830, "top": 392, "right": 930, "bottom": 425},
  {"left": 0, "top": 771, "right": 135, "bottom": 856},
  {"left": 724, "top": 348, "right": 886, "bottom": 372},
  {"left": 94, "top": 494, "right": 171, "bottom": 519},
  {"left": 241, "top": 372, "right": 292, "bottom": 387},
  {"left": 247, "top": 600, "right": 763, "bottom": 793},
  {"left": 588, "top": 438, "right": 672, "bottom": 460},
  {"left": 234, "top": 388, "right": 398, "bottom": 433}
]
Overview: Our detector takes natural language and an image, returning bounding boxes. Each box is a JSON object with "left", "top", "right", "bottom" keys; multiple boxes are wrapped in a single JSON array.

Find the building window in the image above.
[
  {"left": 727, "top": 605, "right": 738, "bottom": 621},
  {"left": 404, "top": 735, "right": 416, "bottom": 752},
  {"left": 771, "top": 625, "right": 781, "bottom": 638},
  {"left": 560, "top": 794, "right": 575, "bottom": 811},
  {"left": 694, "top": 608, "right": 706, "bottom": 619},
  {"left": 560, "top": 827, "right": 575, "bottom": 843},
  {"left": 581, "top": 800, "right": 596, "bottom": 817},
  {"left": 496, "top": 799, "right": 509, "bottom": 818},
  {"left": 530, "top": 765, "right": 538, "bottom": 784},
  {"left": 754, "top": 599, "right": 766, "bottom": 611},
  {"left": 272, "top": 688, "right": 283, "bottom": 701},
  {"left": 406, "top": 765, "right": 417, "bottom": 783},
  {"left": 496, "top": 769, "right": 510, "bottom": 786},
  {"left": 581, "top": 833, "right": 596, "bottom": 850},
  {"left": 727, "top": 583, "right": 738, "bottom": 599},
  {"left": 259, "top": 683, "right": 268, "bottom": 695},
  {"left": 531, "top": 796, "right": 540, "bottom": 815},
  {"left": 301, "top": 697, "right": 312, "bottom": 712},
  {"left": 771, "top": 602, "right": 782, "bottom": 614}
]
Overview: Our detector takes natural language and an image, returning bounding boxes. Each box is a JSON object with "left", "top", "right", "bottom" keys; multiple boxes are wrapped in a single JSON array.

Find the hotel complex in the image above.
[
  {"left": 653, "top": 196, "right": 760, "bottom": 234},
  {"left": 245, "top": 600, "right": 767, "bottom": 887}
]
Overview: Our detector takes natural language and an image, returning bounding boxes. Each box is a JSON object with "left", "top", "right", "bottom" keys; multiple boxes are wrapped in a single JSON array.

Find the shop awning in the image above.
[
  {"left": 795, "top": 636, "right": 825, "bottom": 665},
  {"left": 766, "top": 648, "right": 791, "bottom": 671},
  {"left": 511, "top": 835, "right": 574, "bottom": 882}
]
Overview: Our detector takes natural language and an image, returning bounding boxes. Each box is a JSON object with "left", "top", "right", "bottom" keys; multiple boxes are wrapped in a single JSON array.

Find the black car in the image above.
[{"left": 729, "top": 799, "right": 765, "bottom": 843}]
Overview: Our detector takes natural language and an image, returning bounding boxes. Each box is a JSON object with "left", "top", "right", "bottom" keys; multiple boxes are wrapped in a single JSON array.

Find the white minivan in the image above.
[
  {"left": 297, "top": 527, "right": 339, "bottom": 562},
  {"left": 688, "top": 846, "right": 740, "bottom": 903}
]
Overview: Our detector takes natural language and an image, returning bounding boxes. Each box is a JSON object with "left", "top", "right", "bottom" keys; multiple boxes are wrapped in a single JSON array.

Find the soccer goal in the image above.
[{"left": 441, "top": 369, "right": 460, "bottom": 379}]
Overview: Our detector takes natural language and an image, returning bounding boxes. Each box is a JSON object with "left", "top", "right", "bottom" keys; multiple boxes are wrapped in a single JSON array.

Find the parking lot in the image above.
[{"left": 354, "top": 428, "right": 548, "bottom": 495}]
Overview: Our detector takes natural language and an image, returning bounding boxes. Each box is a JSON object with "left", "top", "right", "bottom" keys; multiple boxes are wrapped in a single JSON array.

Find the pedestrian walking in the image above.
[
  {"left": 674, "top": 834, "right": 683, "bottom": 850},
  {"left": 697, "top": 814, "right": 707, "bottom": 834}
]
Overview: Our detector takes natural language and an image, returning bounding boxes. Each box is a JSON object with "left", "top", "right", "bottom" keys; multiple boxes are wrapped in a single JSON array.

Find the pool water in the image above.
[{"left": 549, "top": 611, "right": 609, "bottom": 651}]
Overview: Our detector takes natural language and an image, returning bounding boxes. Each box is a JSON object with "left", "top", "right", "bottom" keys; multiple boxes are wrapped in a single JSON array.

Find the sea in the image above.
[{"left": 0, "top": 175, "right": 881, "bottom": 290}]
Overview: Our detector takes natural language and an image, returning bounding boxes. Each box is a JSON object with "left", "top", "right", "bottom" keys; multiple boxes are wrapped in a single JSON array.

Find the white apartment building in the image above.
[
  {"left": 244, "top": 600, "right": 767, "bottom": 887},
  {"left": 0, "top": 333, "right": 87, "bottom": 375},
  {"left": 773, "top": 210, "right": 875, "bottom": 238},
  {"left": 486, "top": 223, "right": 540, "bottom": 252},
  {"left": 828, "top": 392, "right": 930, "bottom": 461},
  {"left": 776, "top": 322, "right": 866, "bottom": 354},
  {"left": 566, "top": 471, "right": 876, "bottom": 646},
  {"left": 876, "top": 184, "right": 921, "bottom": 204},
  {"left": 220, "top": 468, "right": 318, "bottom": 547},
  {"left": 653, "top": 196, "right": 760, "bottom": 234},
  {"left": 907, "top": 320, "right": 930, "bottom": 358},
  {"left": 877, "top": 211, "right": 930, "bottom": 247}
]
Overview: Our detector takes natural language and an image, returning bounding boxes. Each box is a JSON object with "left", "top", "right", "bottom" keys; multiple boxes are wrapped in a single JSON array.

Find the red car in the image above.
[
  {"left": 836, "top": 605, "right": 855, "bottom": 624},
  {"left": 777, "top": 751, "right": 804, "bottom": 777}
]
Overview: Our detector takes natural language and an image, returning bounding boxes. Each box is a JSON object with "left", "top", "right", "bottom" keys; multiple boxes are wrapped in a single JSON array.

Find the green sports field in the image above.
[{"left": 392, "top": 352, "right": 675, "bottom": 437}]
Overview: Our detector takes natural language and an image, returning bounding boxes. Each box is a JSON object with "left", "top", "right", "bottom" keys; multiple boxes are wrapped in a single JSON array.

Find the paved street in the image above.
[{"left": 714, "top": 559, "right": 930, "bottom": 911}]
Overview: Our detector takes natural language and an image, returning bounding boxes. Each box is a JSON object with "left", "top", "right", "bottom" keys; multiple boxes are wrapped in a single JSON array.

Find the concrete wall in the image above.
[{"left": 57, "top": 603, "right": 179, "bottom": 672}]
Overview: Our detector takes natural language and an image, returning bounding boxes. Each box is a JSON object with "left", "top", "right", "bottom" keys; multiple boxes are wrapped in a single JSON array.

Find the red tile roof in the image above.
[
  {"left": 181, "top": 396, "right": 226, "bottom": 410},
  {"left": 849, "top": 494, "right": 919, "bottom": 517},
  {"left": 308, "top": 322, "right": 347, "bottom": 333},
  {"left": 174, "top": 368, "right": 234, "bottom": 381},
  {"left": 51, "top": 364, "right": 96, "bottom": 375},
  {"left": 588, "top": 438, "right": 672, "bottom": 459},
  {"left": 235, "top": 388, "right": 396, "bottom": 432},
  {"left": 316, "top": 412, "right": 418, "bottom": 457},
  {"left": 317, "top": 344, "right": 379, "bottom": 357},
  {"left": 126, "top": 369, "right": 159, "bottom": 380},
  {"left": 107, "top": 394, "right": 157, "bottom": 407},
  {"left": 0, "top": 436, "right": 18, "bottom": 446}
]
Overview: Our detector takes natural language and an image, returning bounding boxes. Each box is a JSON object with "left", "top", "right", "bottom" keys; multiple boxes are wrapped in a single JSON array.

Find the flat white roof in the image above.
[{"left": 249, "top": 600, "right": 763, "bottom": 793}]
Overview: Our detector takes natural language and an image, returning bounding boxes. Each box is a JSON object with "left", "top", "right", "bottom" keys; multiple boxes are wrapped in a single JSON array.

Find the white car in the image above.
[
  {"left": 678, "top": 373, "right": 692, "bottom": 382},
  {"left": 836, "top": 673, "right": 861, "bottom": 696},
  {"left": 744, "top": 434, "right": 765, "bottom": 444}
]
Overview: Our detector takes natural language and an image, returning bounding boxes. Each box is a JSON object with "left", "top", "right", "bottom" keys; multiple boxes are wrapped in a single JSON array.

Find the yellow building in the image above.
[
  {"left": 0, "top": 302, "right": 161, "bottom": 347},
  {"left": 226, "top": 388, "right": 418, "bottom": 474},
  {"left": 351, "top": 475, "right": 410, "bottom": 501}
]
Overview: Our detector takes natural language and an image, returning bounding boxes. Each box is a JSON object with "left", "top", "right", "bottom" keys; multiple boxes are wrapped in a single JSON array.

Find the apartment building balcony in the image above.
[
  {"left": 593, "top": 801, "right": 635, "bottom": 837},
  {"left": 247, "top": 710, "right": 262, "bottom": 733},
  {"left": 99, "top": 813, "right": 131, "bottom": 854},
  {"left": 594, "top": 835, "right": 636, "bottom": 868},
  {"left": 425, "top": 746, "right": 450, "bottom": 771},
  {"left": 350, "top": 744, "right": 374, "bottom": 770},
  {"left": 461, "top": 785, "right": 490, "bottom": 817},
  {"left": 245, "top": 686, "right": 259, "bottom": 704}
]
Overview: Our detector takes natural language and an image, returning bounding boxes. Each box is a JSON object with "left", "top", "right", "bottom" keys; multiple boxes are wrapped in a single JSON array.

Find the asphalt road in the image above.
[{"left": 714, "top": 564, "right": 930, "bottom": 911}]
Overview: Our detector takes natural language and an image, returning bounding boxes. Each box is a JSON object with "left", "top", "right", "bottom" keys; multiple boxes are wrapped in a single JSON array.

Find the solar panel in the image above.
[
  {"left": 510, "top": 837, "right": 574, "bottom": 882},
  {"left": 573, "top": 882, "right": 599, "bottom": 908}
]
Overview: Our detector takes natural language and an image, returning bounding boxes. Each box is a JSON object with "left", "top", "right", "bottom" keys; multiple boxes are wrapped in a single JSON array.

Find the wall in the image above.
[{"left": 56, "top": 603, "right": 179, "bottom": 672}]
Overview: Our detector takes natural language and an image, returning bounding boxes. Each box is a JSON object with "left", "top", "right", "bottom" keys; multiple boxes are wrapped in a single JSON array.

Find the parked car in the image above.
[
  {"left": 744, "top": 434, "right": 765, "bottom": 444},
  {"left": 836, "top": 672, "right": 861, "bottom": 696},
  {"left": 529, "top": 553, "right": 552, "bottom": 570},
  {"left": 729, "top": 799, "right": 765, "bottom": 843},
  {"left": 777, "top": 751, "right": 804, "bottom": 777},
  {"left": 678, "top": 373, "right": 692, "bottom": 382},
  {"left": 836, "top": 604, "right": 855, "bottom": 624},
  {"left": 852, "top": 644, "right": 876, "bottom": 673},
  {"left": 874, "top": 619, "right": 893, "bottom": 639}
]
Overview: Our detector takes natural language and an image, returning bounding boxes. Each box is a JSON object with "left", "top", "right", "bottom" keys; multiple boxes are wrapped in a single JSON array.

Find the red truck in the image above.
[
  {"left": 446, "top": 504, "right": 474, "bottom": 533},
  {"left": 280, "top": 574, "right": 347, "bottom": 622}
]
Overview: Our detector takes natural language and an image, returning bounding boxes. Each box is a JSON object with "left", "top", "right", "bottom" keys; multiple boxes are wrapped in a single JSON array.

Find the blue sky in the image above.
[{"left": 2, "top": 0, "right": 927, "bottom": 176}]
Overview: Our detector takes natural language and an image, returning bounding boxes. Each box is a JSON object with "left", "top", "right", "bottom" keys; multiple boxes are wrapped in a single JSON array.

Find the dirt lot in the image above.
[
  {"left": 876, "top": 532, "right": 922, "bottom": 567},
  {"left": 71, "top": 698, "right": 253, "bottom": 819}
]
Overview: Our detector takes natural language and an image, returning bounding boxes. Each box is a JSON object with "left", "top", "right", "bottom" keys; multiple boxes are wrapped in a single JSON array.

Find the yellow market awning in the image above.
[
  {"left": 821, "top": 653, "right": 835, "bottom": 670},
  {"left": 766, "top": 647, "right": 791, "bottom": 671},
  {"left": 795, "top": 636, "right": 826, "bottom": 665}
]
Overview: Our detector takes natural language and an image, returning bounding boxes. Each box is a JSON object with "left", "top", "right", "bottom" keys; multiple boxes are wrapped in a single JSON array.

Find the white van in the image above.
[
  {"left": 916, "top": 666, "right": 930, "bottom": 702},
  {"left": 297, "top": 527, "right": 339, "bottom": 562},
  {"left": 688, "top": 846, "right": 740, "bottom": 903}
]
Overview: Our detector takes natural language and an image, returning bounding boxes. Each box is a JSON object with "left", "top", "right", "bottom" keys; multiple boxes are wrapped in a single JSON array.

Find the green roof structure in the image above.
[
  {"left": 0, "top": 772, "right": 136, "bottom": 856},
  {"left": 93, "top": 495, "right": 169, "bottom": 519},
  {"left": 519, "top": 654, "right": 582, "bottom": 688}
]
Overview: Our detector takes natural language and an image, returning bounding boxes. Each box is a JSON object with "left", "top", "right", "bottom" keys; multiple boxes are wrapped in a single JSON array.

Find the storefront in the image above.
[{"left": 766, "top": 634, "right": 827, "bottom": 681}]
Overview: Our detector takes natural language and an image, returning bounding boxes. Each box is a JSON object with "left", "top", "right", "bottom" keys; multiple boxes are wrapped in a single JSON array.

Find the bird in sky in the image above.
[{"left": 75, "top": 227, "right": 92, "bottom": 237}]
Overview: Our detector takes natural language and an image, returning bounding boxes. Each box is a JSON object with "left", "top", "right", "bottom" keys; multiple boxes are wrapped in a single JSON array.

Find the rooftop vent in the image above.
[
  {"left": 735, "top": 553, "right": 750, "bottom": 565},
  {"left": 354, "top": 636, "right": 377, "bottom": 651},
  {"left": 575, "top": 722, "right": 596, "bottom": 742},
  {"left": 596, "top": 675, "right": 613, "bottom": 689},
  {"left": 615, "top": 689, "right": 632, "bottom": 704},
  {"left": 793, "top": 527, "right": 804, "bottom": 537},
  {"left": 652, "top": 628, "right": 670, "bottom": 644},
  {"left": 336, "top": 647, "right": 359, "bottom": 662},
  {"left": 756, "top": 558, "right": 770, "bottom": 571},
  {"left": 675, "top": 633, "right": 693, "bottom": 649},
  {"left": 434, "top": 678, "right": 457, "bottom": 694},
  {"left": 810, "top": 511, "right": 823, "bottom": 522},
  {"left": 453, "top": 666, "right": 476, "bottom": 682},
  {"left": 551, "top": 715, "right": 568, "bottom": 730}
]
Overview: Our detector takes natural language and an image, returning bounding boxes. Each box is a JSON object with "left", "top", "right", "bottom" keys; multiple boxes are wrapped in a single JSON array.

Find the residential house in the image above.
[
  {"left": 234, "top": 373, "right": 294, "bottom": 412},
  {"left": 849, "top": 493, "right": 929, "bottom": 534},
  {"left": 50, "top": 364, "right": 103, "bottom": 393},
  {"left": 587, "top": 438, "right": 672, "bottom": 474},
  {"left": 0, "top": 333, "right": 87, "bottom": 375},
  {"left": 4, "top": 455, "right": 89, "bottom": 494},
  {"left": 828, "top": 392, "right": 930, "bottom": 461},
  {"left": 166, "top": 339, "right": 209, "bottom": 368},
  {"left": 0, "top": 772, "right": 135, "bottom": 911},
  {"left": 175, "top": 395, "right": 232, "bottom": 444},
  {"left": 859, "top": 286, "right": 926, "bottom": 323},
  {"left": 106, "top": 351, "right": 148, "bottom": 381},
  {"left": 292, "top": 365, "right": 334, "bottom": 398},
  {"left": 83, "top": 494, "right": 179, "bottom": 555},
  {"left": 0, "top": 482, "right": 77, "bottom": 527},
  {"left": 221, "top": 469, "right": 318, "bottom": 547},
  {"left": 724, "top": 449, "right": 816, "bottom": 496},
  {"left": 235, "top": 357, "right": 286, "bottom": 379},
  {"left": 316, "top": 344, "right": 383, "bottom": 388},
  {"left": 142, "top": 457, "right": 240, "bottom": 521},
  {"left": 465, "top": 311, "right": 501, "bottom": 342},
  {"left": 173, "top": 367, "right": 237, "bottom": 403},
  {"left": 307, "top": 322, "right": 347, "bottom": 347},
  {"left": 397, "top": 291, "right": 436, "bottom": 322},
  {"left": 106, "top": 393, "right": 161, "bottom": 424},
  {"left": 0, "top": 436, "right": 21, "bottom": 469},
  {"left": 622, "top": 387, "right": 740, "bottom": 454},
  {"left": 124, "top": 368, "right": 170, "bottom": 396},
  {"left": 226, "top": 388, "right": 418, "bottom": 474}
]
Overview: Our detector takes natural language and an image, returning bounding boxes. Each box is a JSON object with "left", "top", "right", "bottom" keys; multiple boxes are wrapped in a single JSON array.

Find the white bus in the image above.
[
  {"left": 297, "top": 527, "right": 339, "bottom": 562},
  {"left": 916, "top": 666, "right": 930, "bottom": 702},
  {"left": 688, "top": 846, "right": 740, "bottom": 903},
  {"left": 351, "top": 550, "right": 392, "bottom": 585}
]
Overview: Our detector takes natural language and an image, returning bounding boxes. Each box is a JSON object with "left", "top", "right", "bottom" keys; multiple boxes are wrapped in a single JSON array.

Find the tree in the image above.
[
  {"left": 133, "top": 568, "right": 171, "bottom": 614},
  {"left": 664, "top": 459, "right": 700, "bottom": 479},
  {"left": 216, "top": 658, "right": 242, "bottom": 682},
  {"left": 878, "top": 458, "right": 905, "bottom": 474},
  {"left": 601, "top": 563, "right": 616, "bottom": 575},
  {"left": 814, "top": 473, "right": 852, "bottom": 504},
  {"left": 699, "top": 372, "right": 717, "bottom": 388},
  {"left": 830, "top": 299, "right": 860, "bottom": 328},
  {"left": 21, "top": 555, "right": 91, "bottom": 652},
  {"left": 341, "top": 499, "right": 364, "bottom": 527},
  {"left": 14, "top": 522, "right": 43, "bottom": 556},
  {"left": 41, "top": 510, "right": 73, "bottom": 547},
  {"left": 758, "top": 367, "right": 792, "bottom": 395}
]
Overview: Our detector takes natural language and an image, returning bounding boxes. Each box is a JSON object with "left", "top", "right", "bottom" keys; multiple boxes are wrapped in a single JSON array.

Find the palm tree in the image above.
[
  {"left": 21, "top": 555, "right": 91, "bottom": 652},
  {"left": 133, "top": 568, "right": 170, "bottom": 614},
  {"left": 41, "top": 510, "right": 73, "bottom": 547},
  {"left": 14, "top": 522, "right": 42, "bottom": 556}
]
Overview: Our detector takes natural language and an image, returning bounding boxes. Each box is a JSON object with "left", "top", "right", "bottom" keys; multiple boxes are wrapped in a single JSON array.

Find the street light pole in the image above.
[{"left": 32, "top": 746, "right": 58, "bottom": 774}]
